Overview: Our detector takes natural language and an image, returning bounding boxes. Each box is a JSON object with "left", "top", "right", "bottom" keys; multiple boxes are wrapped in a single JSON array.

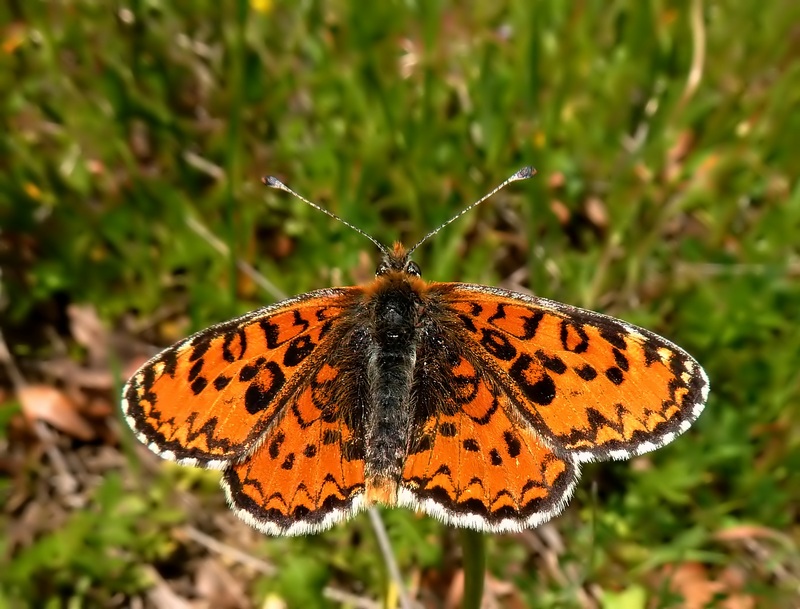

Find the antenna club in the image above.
[
  {"left": 513, "top": 166, "right": 536, "bottom": 180},
  {"left": 262, "top": 176, "right": 284, "bottom": 189}
]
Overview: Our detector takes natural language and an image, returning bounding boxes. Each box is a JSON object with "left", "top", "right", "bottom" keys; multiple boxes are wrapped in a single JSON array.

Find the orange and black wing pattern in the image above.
[
  {"left": 436, "top": 283, "right": 709, "bottom": 463},
  {"left": 222, "top": 358, "right": 369, "bottom": 535},
  {"left": 400, "top": 352, "right": 576, "bottom": 533},
  {"left": 395, "top": 282, "right": 707, "bottom": 532},
  {"left": 123, "top": 287, "right": 371, "bottom": 534}
]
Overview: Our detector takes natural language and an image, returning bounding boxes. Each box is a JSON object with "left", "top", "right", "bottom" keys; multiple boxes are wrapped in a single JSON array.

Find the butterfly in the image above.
[{"left": 122, "top": 167, "right": 708, "bottom": 536}]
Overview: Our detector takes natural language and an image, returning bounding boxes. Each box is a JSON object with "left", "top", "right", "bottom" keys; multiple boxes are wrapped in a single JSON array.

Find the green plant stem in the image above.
[{"left": 460, "top": 528, "right": 486, "bottom": 609}]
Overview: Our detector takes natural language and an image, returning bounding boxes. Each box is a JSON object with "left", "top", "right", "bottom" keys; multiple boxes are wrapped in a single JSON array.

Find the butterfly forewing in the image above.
[
  {"left": 438, "top": 284, "right": 709, "bottom": 462},
  {"left": 122, "top": 288, "right": 361, "bottom": 467}
]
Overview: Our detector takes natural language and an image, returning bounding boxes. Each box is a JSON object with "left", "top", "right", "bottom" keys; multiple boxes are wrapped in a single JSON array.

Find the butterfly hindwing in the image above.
[
  {"left": 400, "top": 351, "right": 577, "bottom": 533},
  {"left": 222, "top": 358, "right": 368, "bottom": 535}
]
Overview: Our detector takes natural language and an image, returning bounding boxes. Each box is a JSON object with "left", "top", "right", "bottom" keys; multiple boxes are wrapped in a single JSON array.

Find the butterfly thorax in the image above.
[{"left": 363, "top": 255, "right": 428, "bottom": 505}]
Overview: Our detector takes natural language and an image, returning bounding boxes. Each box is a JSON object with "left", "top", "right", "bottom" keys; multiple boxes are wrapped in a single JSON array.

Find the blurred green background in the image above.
[{"left": 1, "top": 1, "right": 799, "bottom": 607}]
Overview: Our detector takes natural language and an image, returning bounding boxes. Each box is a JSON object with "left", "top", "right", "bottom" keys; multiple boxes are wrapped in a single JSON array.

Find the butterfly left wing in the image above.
[
  {"left": 434, "top": 283, "right": 709, "bottom": 463},
  {"left": 222, "top": 359, "right": 368, "bottom": 535},
  {"left": 123, "top": 288, "right": 360, "bottom": 468}
]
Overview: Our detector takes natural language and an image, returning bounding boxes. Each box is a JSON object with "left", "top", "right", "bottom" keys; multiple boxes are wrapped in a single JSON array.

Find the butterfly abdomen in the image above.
[{"left": 363, "top": 275, "right": 424, "bottom": 504}]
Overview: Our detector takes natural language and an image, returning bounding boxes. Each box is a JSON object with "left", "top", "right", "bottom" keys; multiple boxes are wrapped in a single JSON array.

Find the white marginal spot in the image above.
[
  {"left": 659, "top": 431, "right": 677, "bottom": 446},
  {"left": 699, "top": 367, "right": 711, "bottom": 401},
  {"left": 621, "top": 323, "right": 645, "bottom": 342},
  {"left": 153, "top": 361, "right": 166, "bottom": 377},
  {"left": 572, "top": 450, "right": 599, "bottom": 463},
  {"left": 156, "top": 448, "right": 176, "bottom": 461},
  {"left": 634, "top": 441, "right": 659, "bottom": 455},
  {"left": 202, "top": 458, "right": 229, "bottom": 471},
  {"left": 608, "top": 448, "right": 633, "bottom": 461},
  {"left": 657, "top": 347, "right": 672, "bottom": 363},
  {"left": 175, "top": 341, "right": 194, "bottom": 356},
  {"left": 693, "top": 401, "right": 706, "bottom": 417}
]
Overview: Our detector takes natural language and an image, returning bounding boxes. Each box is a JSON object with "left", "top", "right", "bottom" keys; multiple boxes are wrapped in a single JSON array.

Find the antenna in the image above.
[
  {"left": 262, "top": 175, "right": 389, "bottom": 256},
  {"left": 406, "top": 166, "right": 536, "bottom": 255}
]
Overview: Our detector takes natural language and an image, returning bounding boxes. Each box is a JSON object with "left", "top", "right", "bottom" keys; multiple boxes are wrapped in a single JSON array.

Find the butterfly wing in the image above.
[
  {"left": 124, "top": 287, "right": 374, "bottom": 534},
  {"left": 123, "top": 288, "right": 362, "bottom": 468},
  {"left": 222, "top": 357, "right": 369, "bottom": 535},
  {"left": 398, "top": 282, "right": 707, "bottom": 531},
  {"left": 436, "top": 283, "right": 709, "bottom": 462},
  {"left": 400, "top": 351, "right": 577, "bottom": 533}
]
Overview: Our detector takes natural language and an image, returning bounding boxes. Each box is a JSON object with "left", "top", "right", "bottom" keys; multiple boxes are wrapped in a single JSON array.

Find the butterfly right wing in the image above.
[
  {"left": 436, "top": 283, "right": 709, "bottom": 463},
  {"left": 123, "top": 287, "right": 362, "bottom": 469},
  {"left": 400, "top": 350, "right": 577, "bottom": 533}
]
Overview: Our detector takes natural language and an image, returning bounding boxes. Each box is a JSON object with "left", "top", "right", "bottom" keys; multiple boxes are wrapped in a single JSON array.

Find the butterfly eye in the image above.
[
  {"left": 405, "top": 261, "right": 422, "bottom": 277},
  {"left": 375, "top": 261, "right": 390, "bottom": 276}
]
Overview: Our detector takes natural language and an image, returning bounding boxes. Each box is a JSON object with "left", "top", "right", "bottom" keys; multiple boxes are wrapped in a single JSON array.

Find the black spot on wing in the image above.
[
  {"left": 503, "top": 431, "right": 521, "bottom": 458},
  {"left": 269, "top": 431, "right": 285, "bottom": 459},
  {"left": 480, "top": 329, "right": 517, "bottom": 361},
  {"left": 222, "top": 328, "right": 248, "bottom": 362},
  {"left": 242, "top": 361, "right": 286, "bottom": 414},
  {"left": 520, "top": 310, "right": 545, "bottom": 339},
  {"left": 605, "top": 367, "right": 624, "bottom": 385},
  {"left": 284, "top": 335, "right": 316, "bottom": 367},
  {"left": 189, "top": 336, "right": 212, "bottom": 362},
  {"left": 188, "top": 359, "right": 204, "bottom": 382},
  {"left": 560, "top": 320, "right": 589, "bottom": 353},
  {"left": 439, "top": 422, "right": 457, "bottom": 437},
  {"left": 613, "top": 348, "right": 629, "bottom": 372},
  {"left": 463, "top": 438, "right": 480, "bottom": 452},
  {"left": 213, "top": 375, "right": 231, "bottom": 390},
  {"left": 458, "top": 314, "right": 478, "bottom": 333},
  {"left": 509, "top": 354, "right": 556, "bottom": 406},
  {"left": 190, "top": 376, "right": 208, "bottom": 395},
  {"left": 535, "top": 350, "right": 567, "bottom": 374},
  {"left": 598, "top": 323, "right": 628, "bottom": 350},
  {"left": 575, "top": 363, "right": 598, "bottom": 381}
]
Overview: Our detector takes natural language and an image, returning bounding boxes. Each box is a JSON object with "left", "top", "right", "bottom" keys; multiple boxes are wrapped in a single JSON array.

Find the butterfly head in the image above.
[{"left": 375, "top": 242, "right": 422, "bottom": 278}]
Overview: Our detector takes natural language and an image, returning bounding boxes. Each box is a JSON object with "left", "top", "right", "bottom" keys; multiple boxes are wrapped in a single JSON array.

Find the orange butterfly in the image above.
[{"left": 123, "top": 167, "right": 708, "bottom": 535}]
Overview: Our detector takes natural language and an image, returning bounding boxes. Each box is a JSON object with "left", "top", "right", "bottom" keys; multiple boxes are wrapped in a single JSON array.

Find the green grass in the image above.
[{"left": 2, "top": 0, "right": 799, "bottom": 607}]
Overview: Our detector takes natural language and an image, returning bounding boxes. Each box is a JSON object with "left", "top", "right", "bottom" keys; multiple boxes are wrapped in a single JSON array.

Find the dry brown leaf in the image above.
[
  {"left": 662, "top": 562, "right": 756, "bottom": 609},
  {"left": 585, "top": 196, "right": 608, "bottom": 229},
  {"left": 550, "top": 200, "right": 570, "bottom": 225},
  {"left": 18, "top": 385, "right": 95, "bottom": 441},
  {"left": 143, "top": 565, "right": 194, "bottom": 609},
  {"left": 195, "top": 558, "right": 249, "bottom": 609},
  {"left": 67, "top": 304, "right": 109, "bottom": 365},
  {"left": 715, "top": 524, "right": 788, "bottom": 543},
  {"left": 444, "top": 569, "right": 464, "bottom": 609},
  {"left": 665, "top": 129, "right": 696, "bottom": 182},
  {"left": 547, "top": 171, "right": 566, "bottom": 189}
]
